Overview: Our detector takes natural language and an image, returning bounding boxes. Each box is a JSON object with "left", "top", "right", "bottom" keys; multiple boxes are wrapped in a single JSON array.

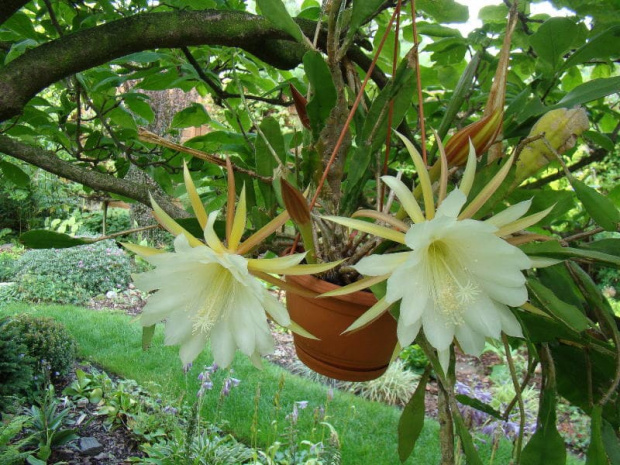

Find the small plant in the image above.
[
  {"left": 6, "top": 314, "right": 77, "bottom": 380},
  {"left": 346, "top": 360, "right": 419, "bottom": 406},
  {"left": 400, "top": 344, "right": 429, "bottom": 372},
  {"left": 0, "top": 247, "right": 23, "bottom": 282},
  {"left": 12, "top": 239, "right": 131, "bottom": 304},
  {"left": 0, "top": 414, "right": 35, "bottom": 464},
  {"left": 0, "top": 317, "right": 34, "bottom": 409},
  {"left": 23, "top": 384, "right": 79, "bottom": 463}
]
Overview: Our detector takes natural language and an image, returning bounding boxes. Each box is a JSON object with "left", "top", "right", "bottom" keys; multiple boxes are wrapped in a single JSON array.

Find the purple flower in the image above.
[{"left": 296, "top": 400, "right": 309, "bottom": 409}]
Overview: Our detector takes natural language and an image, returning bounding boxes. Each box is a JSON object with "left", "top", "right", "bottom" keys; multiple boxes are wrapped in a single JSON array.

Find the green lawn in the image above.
[{"left": 2, "top": 303, "right": 574, "bottom": 464}]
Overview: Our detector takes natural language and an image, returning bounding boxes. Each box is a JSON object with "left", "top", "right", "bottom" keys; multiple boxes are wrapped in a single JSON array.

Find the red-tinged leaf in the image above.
[{"left": 289, "top": 83, "right": 311, "bottom": 130}]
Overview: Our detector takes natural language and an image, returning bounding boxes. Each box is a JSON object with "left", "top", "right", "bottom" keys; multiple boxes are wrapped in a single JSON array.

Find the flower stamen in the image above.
[{"left": 192, "top": 265, "right": 235, "bottom": 333}]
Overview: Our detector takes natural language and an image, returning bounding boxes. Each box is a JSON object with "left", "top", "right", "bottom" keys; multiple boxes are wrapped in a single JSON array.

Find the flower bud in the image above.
[
  {"left": 289, "top": 84, "right": 311, "bottom": 130},
  {"left": 281, "top": 179, "right": 311, "bottom": 226},
  {"left": 444, "top": 109, "right": 503, "bottom": 166},
  {"left": 514, "top": 107, "right": 589, "bottom": 184}
]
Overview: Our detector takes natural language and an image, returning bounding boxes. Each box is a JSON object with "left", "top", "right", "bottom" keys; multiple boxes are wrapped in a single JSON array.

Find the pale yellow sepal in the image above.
[
  {"left": 380, "top": 176, "right": 425, "bottom": 224},
  {"left": 204, "top": 210, "right": 225, "bottom": 253},
  {"left": 390, "top": 342, "right": 402, "bottom": 363},
  {"left": 288, "top": 321, "right": 319, "bottom": 340},
  {"left": 150, "top": 194, "right": 204, "bottom": 248},
  {"left": 278, "top": 260, "right": 343, "bottom": 276},
  {"left": 228, "top": 184, "right": 247, "bottom": 251},
  {"left": 459, "top": 153, "right": 515, "bottom": 220},
  {"left": 342, "top": 296, "right": 391, "bottom": 334},
  {"left": 121, "top": 242, "right": 165, "bottom": 257},
  {"left": 436, "top": 133, "right": 448, "bottom": 205},
  {"left": 237, "top": 210, "right": 290, "bottom": 255},
  {"left": 249, "top": 270, "right": 319, "bottom": 298},
  {"left": 495, "top": 205, "right": 554, "bottom": 237},
  {"left": 322, "top": 215, "right": 406, "bottom": 244},
  {"left": 352, "top": 209, "right": 410, "bottom": 232},
  {"left": 459, "top": 140, "right": 477, "bottom": 197},
  {"left": 247, "top": 253, "right": 306, "bottom": 273},
  {"left": 183, "top": 162, "right": 208, "bottom": 230},
  {"left": 520, "top": 302, "right": 552, "bottom": 318},
  {"left": 394, "top": 131, "right": 435, "bottom": 219},
  {"left": 319, "top": 274, "right": 390, "bottom": 297}
]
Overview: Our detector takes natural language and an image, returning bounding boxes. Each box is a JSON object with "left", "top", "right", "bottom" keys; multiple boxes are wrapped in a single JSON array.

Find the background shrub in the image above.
[
  {"left": 6, "top": 314, "right": 77, "bottom": 380},
  {"left": 400, "top": 344, "right": 429, "bottom": 372},
  {"left": 0, "top": 250, "right": 20, "bottom": 282},
  {"left": 0, "top": 317, "right": 34, "bottom": 409},
  {"left": 12, "top": 239, "right": 131, "bottom": 304}
]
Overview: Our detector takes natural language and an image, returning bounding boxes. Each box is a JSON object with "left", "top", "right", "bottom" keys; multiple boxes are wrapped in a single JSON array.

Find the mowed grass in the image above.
[{"left": 2, "top": 303, "right": 524, "bottom": 464}]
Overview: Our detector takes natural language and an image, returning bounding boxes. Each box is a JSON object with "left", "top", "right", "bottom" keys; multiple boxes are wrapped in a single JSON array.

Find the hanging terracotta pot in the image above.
[{"left": 285, "top": 274, "right": 398, "bottom": 382}]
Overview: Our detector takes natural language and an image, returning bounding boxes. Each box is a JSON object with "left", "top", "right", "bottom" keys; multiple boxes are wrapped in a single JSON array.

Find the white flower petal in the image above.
[
  {"left": 455, "top": 324, "right": 486, "bottom": 356},
  {"left": 397, "top": 319, "right": 421, "bottom": 347},
  {"left": 495, "top": 303, "right": 524, "bottom": 338},
  {"left": 486, "top": 199, "right": 532, "bottom": 227},
  {"left": 164, "top": 313, "right": 194, "bottom": 345},
  {"left": 479, "top": 280, "right": 529, "bottom": 307},
  {"left": 179, "top": 332, "right": 208, "bottom": 366},
  {"left": 262, "top": 291, "right": 291, "bottom": 327},
  {"left": 438, "top": 349, "right": 451, "bottom": 375},
  {"left": 462, "top": 294, "right": 502, "bottom": 338},
  {"left": 422, "top": 309, "right": 455, "bottom": 351},
  {"left": 436, "top": 189, "right": 467, "bottom": 218},
  {"left": 394, "top": 268, "right": 430, "bottom": 326},
  {"left": 210, "top": 320, "right": 236, "bottom": 368},
  {"left": 354, "top": 252, "right": 411, "bottom": 276}
]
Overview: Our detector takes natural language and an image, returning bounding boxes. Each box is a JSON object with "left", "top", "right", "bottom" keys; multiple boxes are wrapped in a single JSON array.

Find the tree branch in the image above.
[
  {"left": 0, "top": 135, "right": 189, "bottom": 219},
  {"left": 0, "top": 10, "right": 391, "bottom": 123}
]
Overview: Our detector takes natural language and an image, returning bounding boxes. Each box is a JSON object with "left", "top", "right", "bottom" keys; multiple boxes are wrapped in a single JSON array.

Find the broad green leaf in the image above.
[
  {"left": 478, "top": 4, "right": 509, "bottom": 22},
  {"left": 257, "top": 0, "right": 305, "bottom": 43},
  {"left": 142, "top": 325, "right": 156, "bottom": 351},
  {"left": 527, "top": 278, "right": 590, "bottom": 332},
  {"left": 398, "top": 369, "right": 429, "bottom": 462},
  {"left": 255, "top": 117, "right": 285, "bottom": 213},
  {"left": 19, "top": 230, "right": 94, "bottom": 249},
  {"left": 520, "top": 241, "right": 620, "bottom": 268},
  {"left": 108, "top": 107, "right": 137, "bottom": 131},
  {"left": 417, "top": 0, "right": 468, "bottom": 23},
  {"left": 0, "top": 160, "right": 30, "bottom": 187},
  {"left": 586, "top": 406, "right": 607, "bottom": 465},
  {"left": 583, "top": 130, "right": 615, "bottom": 151},
  {"left": 529, "top": 17, "right": 579, "bottom": 71},
  {"left": 348, "top": 0, "right": 384, "bottom": 41},
  {"left": 303, "top": 51, "right": 337, "bottom": 137},
  {"left": 602, "top": 420, "right": 620, "bottom": 464},
  {"left": 521, "top": 386, "right": 566, "bottom": 465},
  {"left": 568, "top": 175, "right": 620, "bottom": 232},
  {"left": 452, "top": 405, "right": 484, "bottom": 465},
  {"left": 582, "top": 238, "right": 620, "bottom": 257},
  {"left": 562, "top": 25, "right": 620, "bottom": 71},
  {"left": 124, "top": 96, "right": 155, "bottom": 124},
  {"left": 455, "top": 395, "right": 503, "bottom": 420},
  {"left": 550, "top": 76, "right": 620, "bottom": 110},
  {"left": 171, "top": 104, "right": 210, "bottom": 128}
]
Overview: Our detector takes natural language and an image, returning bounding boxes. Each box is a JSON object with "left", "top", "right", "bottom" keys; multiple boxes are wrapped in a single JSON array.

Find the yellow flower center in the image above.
[
  {"left": 191, "top": 264, "right": 236, "bottom": 333},
  {"left": 427, "top": 241, "right": 480, "bottom": 325}
]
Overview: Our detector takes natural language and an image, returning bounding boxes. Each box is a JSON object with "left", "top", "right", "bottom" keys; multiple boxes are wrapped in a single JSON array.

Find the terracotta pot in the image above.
[{"left": 286, "top": 274, "right": 398, "bottom": 382}]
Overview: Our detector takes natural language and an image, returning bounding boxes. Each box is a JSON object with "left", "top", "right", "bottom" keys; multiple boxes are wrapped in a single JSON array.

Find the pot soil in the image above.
[{"left": 285, "top": 274, "right": 398, "bottom": 382}]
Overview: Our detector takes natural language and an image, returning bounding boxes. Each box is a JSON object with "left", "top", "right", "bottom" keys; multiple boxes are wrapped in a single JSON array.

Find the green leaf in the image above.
[
  {"left": 478, "top": 4, "right": 509, "bottom": 22},
  {"left": 417, "top": 0, "right": 468, "bottom": 23},
  {"left": 142, "top": 325, "right": 156, "bottom": 351},
  {"left": 0, "top": 160, "right": 30, "bottom": 187},
  {"left": 568, "top": 175, "right": 620, "bottom": 232},
  {"left": 124, "top": 96, "right": 155, "bottom": 124},
  {"left": 108, "top": 107, "right": 137, "bottom": 131},
  {"left": 455, "top": 395, "right": 503, "bottom": 420},
  {"left": 452, "top": 404, "right": 484, "bottom": 465},
  {"left": 562, "top": 25, "right": 620, "bottom": 71},
  {"left": 582, "top": 239, "right": 620, "bottom": 257},
  {"left": 529, "top": 17, "right": 579, "bottom": 71},
  {"left": 257, "top": 0, "right": 305, "bottom": 43},
  {"left": 348, "top": 0, "right": 385, "bottom": 40},
  {"left": 398, "top": 369, "right": 429, "bottom": 462},
  {"left": 255, "top": 117, "right": 286, "bottom": 213},
  {"left": 521, "top": 386, "right": 567, "bottom": 465},
  {"left": 171, "top": 104, "right": 210, "bottom": 128},
  {"left": 586, "top": 405, "right": 607, "bottom": 465},
  {"left": 550, "top": 76, "right": 620, "bottom": 110},
  {"left": 520, "top": 241, "right": 620, "bottom": 268},
  {"left": 19, "top": 230, "right": 94, "bottom": 249},
  {"left": 527, "top": 278, "right": 590, "bottom": 332},
  {"left": 303, "top": 51, "right": 337, "bottom": 136},
  {"left": 602, "top": 420, "right": 620, "bottom": 464},
  {"left": 583, "top": 130, "right": 615, "bottom": 151}
]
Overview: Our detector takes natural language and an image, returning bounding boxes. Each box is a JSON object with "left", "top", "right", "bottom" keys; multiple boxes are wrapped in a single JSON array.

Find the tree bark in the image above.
[
  {"left": 0, "top": 10, "right": 387, "bottom": 123},
  {"left": 0, "top": 135, "right": 189, "bottom": 219}
]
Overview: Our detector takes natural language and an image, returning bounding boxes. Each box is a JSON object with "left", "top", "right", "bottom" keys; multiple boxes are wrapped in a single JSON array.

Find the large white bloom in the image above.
[
  {"left": 324, "top": 136, "right": 551, "bottom": 372},
  {"left": 125, "top": 164, "right": 336, "bottom": 368}
]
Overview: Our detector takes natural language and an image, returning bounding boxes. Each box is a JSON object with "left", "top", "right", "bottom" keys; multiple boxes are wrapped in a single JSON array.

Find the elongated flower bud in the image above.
[
  {"left": 514, "top": 107, "right": 589, "bottom": 185},
  {"left": 444, "top": 109, "right": 503, "bottom": 166},
  {"left": 281, "top": 179, "right": 311, "bottom": 225},
  {"left": 289, "top": 84, "right": 311, "bottom": 130}
]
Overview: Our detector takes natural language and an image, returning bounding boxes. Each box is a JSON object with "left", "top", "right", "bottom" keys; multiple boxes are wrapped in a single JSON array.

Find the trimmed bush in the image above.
[
  {"left": 13, "top": 240, "right": 131, "bottom": 304},
  {"left": 0, "top": 317, "right": 34, "bottom": 409},
  {"left": 6, "top": 314, "right": 77, "bottom": 380}
]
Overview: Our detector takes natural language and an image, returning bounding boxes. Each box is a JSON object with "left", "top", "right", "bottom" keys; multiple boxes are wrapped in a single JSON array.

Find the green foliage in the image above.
[
  {"left": 0, "top": 318, "right": 34, "bottom": 410},
  {"left": 0, "top": 414, "right": 34, "bottom": 464},
  {"left": 12, "top": 239, "right": 131, "bottom": 304},
  {"left": 0, "top": 247, "right": 23, "bottom": 282},
  {"left": 346, "top": 360, "right": 419, "bottom": 406},
  {"left": 6, "top": 314, "right": 77, "bottom": 379},
  {"left": 400, "top": 344, "right": 430, "bottom": 372}
]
